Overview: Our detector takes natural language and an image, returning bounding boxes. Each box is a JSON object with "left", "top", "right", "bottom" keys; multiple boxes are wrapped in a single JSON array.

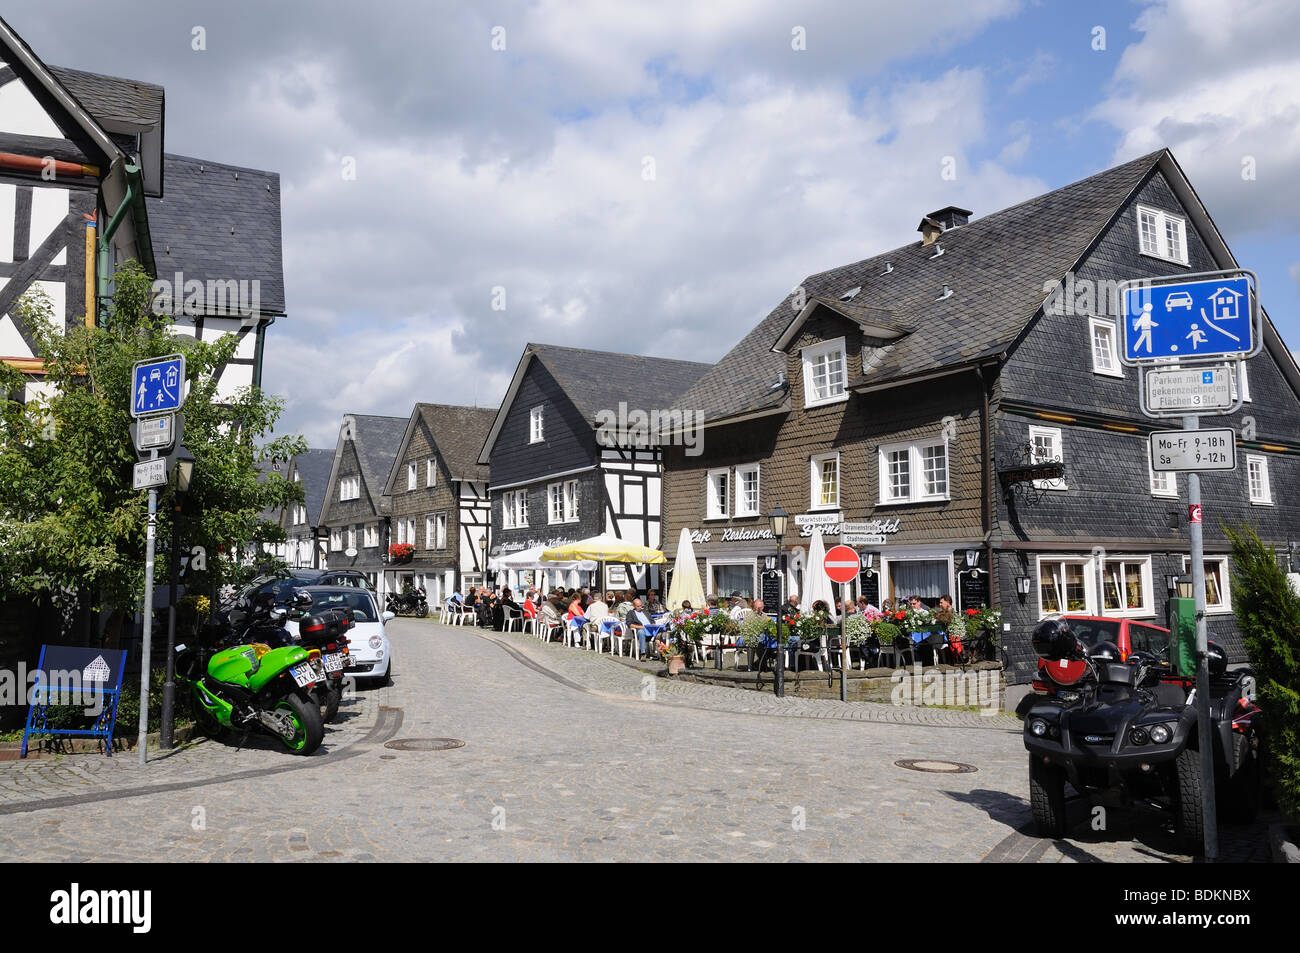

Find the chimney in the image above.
[
  {"left": 917, "top": 206, "right": 972, "bottom": 245},
  {"left": 917, "top": 216, "right": 942, "bottom": 246}
]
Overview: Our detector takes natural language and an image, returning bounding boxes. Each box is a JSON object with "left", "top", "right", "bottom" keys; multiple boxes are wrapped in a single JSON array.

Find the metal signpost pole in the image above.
[
  {"left": 1183, "top": 415, "right": 1218, "bottom": 862},
  {"left": 840, "top": 582, "right": 848, "bottom": 703},
  {"left": 161, "top": 499, "right": 180, "bottom": 749},
  {"left": 138, "top": 481, "right": 157, "bottom": 765}
]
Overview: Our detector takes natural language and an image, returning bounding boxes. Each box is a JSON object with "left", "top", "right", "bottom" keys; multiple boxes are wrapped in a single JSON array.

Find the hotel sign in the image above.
[{"left": 689, "top": 517, "right": 901, "bottom": 545}]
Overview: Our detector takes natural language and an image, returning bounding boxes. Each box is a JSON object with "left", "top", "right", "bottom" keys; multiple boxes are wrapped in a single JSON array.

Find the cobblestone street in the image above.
[{"left": 0, "top": 620, "right": 1271, "bottom": 862}]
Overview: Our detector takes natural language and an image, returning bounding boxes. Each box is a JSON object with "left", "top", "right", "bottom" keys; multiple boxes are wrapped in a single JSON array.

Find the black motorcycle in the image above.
[
  {"left": 385, "top": 586, "right": 428, "bottom": 618},
  {"left": 1023, "top": 619, "right": 1263, "bottom": 852}
]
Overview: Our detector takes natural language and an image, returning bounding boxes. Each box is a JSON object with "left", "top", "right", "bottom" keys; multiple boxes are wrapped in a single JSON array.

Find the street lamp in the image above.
[
  {"left": 161, "top": 443, "right": 195, "bottom": 750},
  {"left": 479, "top": 535, "right": 488, "bottom": 588},
  {"left": 769, "top": 504, "right": 788, "bottom": 698}
]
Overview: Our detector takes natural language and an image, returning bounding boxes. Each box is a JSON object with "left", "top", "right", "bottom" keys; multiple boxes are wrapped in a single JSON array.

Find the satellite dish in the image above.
[{"left": 345, "top": 548, "right": 358, "bottom": 558}]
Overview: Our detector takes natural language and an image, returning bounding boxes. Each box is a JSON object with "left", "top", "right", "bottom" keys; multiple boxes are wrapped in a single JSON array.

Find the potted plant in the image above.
[{"left": 388, "top": 543, "right": 414, "bottom": 564}]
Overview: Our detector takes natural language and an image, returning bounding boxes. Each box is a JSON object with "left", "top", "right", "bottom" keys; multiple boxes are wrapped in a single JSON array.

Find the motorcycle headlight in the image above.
[
  {"left": 1129, "top": 727, "right": 1149, "bottom": 746},
  {"left": 1149, "top": 724, "right": 1172, "bottom": 744},
  {"left": 1029, "top": 718, "right": 1049, "bottom": 737},
  {"left": 369, "top": 635, "right": 382, "bottom": 650}
]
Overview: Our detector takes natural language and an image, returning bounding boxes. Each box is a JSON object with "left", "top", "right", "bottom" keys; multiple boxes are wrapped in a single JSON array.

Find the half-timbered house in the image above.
[{"left": 379, "top": 403, "right": 495, "bottom": 602}]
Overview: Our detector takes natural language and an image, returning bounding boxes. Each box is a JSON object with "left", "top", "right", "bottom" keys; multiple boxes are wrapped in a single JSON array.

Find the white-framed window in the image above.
[
  {"left": 405, "top": 518, "right": 416, "bottom": 545},
  {"left": 1182, "top": 556, "right": 1232, "bottom": 614},
  {"left": 563, "top": 480, "right": 579, "bottom": 522},
  {"left": 364, "top": 523, "right": 378, "bottom": 548},
  {"left": 1136, "top": 205, "right": 1189, "bottom": 265},
  {"left": 395, "top": 519, "right": 406, "bottom": 545},
  {"left": 530, "top": 406, "right": 544, "bottom": 443},
  {"left": 801, "top": 338, "right": 848, "bottom": 408},
  {"left": 877, "top": 439, "right": 949, "bottom": 504},
  {"left": 735, "top": 464, "right": 760, "bottom": 517},
  {"left": 426, "top": 515, "right": 436, "bottom": 548},
  {"left": 548, "top": 483, "right": 564, "bottom": 524},
  {"left": 706, "top": 468, "right": 730, "bottom": 519},
  {"left": 502, "top": 489, "right": 529, "bottom": 528},
  {"left": 292, "top": 504, "right": 306, "bottom": 526},
  {"left": 1230, "top": 364, "right": 1252, "bottom": 403},
  {"left": 407, "top": 462, "right": 417, "bottom": 491},
  {"left": 1037, "top": 556, "right": 1095, "bottom": 616},
  {"left": 1089, "top": 317, "right": 1122, "bottom": 377},
  {"left": 1028, "top": 426, "right": 1067, "bottom": 490},
  {"left": 810, "top": 452, "right": 840, "bottom": 509},
  {"left": 1247, "top": 454, "right": 1272, "bottom": 505},
  {"left": 427, "top": 457, "right": 437, "bottom": 486},
  {"left": 1101, "top": 557, "right": 1153, "bottom": 617},
  {"left": 330, "top": 529, "right": 343, "bottom": 552},
  {"left": 706, "top": 558, "right": 758, "bottom": 601},
  {"left": 436, "top": 513, "right": 447, "bottom": 549},
  {"left": 1147, "top": 443, "right": 1177, "bottom": 498},
  {"left": 347, "top": 527, "right": 356, "bottom": 551},
  {"left": 339, "top": 476, "right": 360, "bottom": 501}
]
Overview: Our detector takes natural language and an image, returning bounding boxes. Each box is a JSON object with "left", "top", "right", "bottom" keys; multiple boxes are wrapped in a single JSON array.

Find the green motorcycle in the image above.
[{"left": 176, "top": 632, "right": 325, "bottom": 756}]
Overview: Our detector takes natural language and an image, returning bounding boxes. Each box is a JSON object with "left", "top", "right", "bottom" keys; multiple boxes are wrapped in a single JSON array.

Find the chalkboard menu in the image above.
[
  {"left": 958, "top": 570, "right": 990, "bottom": 613},
  {"left": 761, "top": 570, "right": 782, "bottom": 610},
  {"left": 858, "top": 569, "right": 880, "bottom": 608}
]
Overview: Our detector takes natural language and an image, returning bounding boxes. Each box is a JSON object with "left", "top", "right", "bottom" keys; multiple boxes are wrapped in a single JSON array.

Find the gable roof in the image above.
[
  {"left": 146, "top": 154, "right": 285, "bottom": 315},
  {"left": 48, "top": 65, "right": 165, "bottom": 197},
  {"left": 477, "top": 343, "right": 711, "bottom": 463},
  {"left": 382, "top": 403, "right": 496, "bottom": 494},
  {"left": 681, "top": 151, "right": 1167, "bottom": 423},
  {"left": 290, "top": 448, "right": 335, "bottom": 527},
  {"left": 320, "top": 414, "right": 408, "bottom": 523}
]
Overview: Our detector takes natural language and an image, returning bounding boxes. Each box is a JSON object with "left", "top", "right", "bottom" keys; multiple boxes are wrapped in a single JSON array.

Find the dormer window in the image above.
[{"left": 802, "top": 337, "right": 848, "bottom": 408}]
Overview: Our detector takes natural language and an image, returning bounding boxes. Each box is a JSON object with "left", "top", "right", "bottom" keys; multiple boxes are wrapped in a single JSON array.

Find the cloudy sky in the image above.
[{"left": 13, "top": 0, "right": 1300, "bottom": 446}]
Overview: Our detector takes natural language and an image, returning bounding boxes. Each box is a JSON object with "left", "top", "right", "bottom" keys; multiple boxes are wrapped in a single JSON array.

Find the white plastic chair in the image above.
[{"left": 503, "top": 606, "right": 525, "bottom": 633}]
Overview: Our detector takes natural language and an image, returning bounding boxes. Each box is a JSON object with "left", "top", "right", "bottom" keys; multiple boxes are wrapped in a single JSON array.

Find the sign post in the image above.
[
  {"left": 825, "top": 545, "right": 861, "bottom": 704},
  {"left": 138, "top": 467, "right": 158, "bottom": 765},
  {"left": 1121, "top": 269, "right": 1257, "bottom": 863}
]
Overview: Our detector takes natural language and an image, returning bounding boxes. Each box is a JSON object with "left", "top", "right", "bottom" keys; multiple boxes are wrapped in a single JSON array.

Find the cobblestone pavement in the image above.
[{"left": 0, "top": 620, "right": 1271, "bottom": 862}]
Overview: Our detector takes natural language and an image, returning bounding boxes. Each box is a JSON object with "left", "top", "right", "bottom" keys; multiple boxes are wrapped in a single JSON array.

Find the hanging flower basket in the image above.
[{"left": 388, "top": 543, "right": 414, "bottom": 564}]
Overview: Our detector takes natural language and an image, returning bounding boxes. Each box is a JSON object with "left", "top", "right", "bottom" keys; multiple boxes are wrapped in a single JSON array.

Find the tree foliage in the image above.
[
  {"left": 1226, "top": 524, "right": 1300, "bottom": 819},
  {"left": 0, "top": 262, "right": 305, "bottom": 623}
]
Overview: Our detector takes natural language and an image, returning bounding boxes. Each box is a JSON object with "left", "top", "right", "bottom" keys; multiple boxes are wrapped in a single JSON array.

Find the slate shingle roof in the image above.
[
  {"left": 528, "top": 344, "right": 711, "bottom": 422},
  {"left": 146, "top": 153, "right": 285, "bottom": 314},
  {"left": 48, "top": 65, "right": 163, "bottom": 128},
  {"left": 414, "top": 404, "right": 496, "bottom": 482},
  {"left": 292, "top": 448, "right": 335, "bottom": 526},
  {"left": 680, "top": 151, "right": 1163, "bottom": 423},
  {"left": 348, "top": 414, "right": 409, "bottom": 501}
]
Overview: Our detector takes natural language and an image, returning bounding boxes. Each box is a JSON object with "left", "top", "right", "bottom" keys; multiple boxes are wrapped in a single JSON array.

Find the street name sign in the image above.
[
  {"left": 843, "top": 533, "right": 886, "bottom": 546},
  {"left": 131, "top": 355, "right": 186, "bottom": 418},
  {"left": 1149, "top": 429, "right": 1237, "bottom": 473},
  {"left": 132, "top": 458, "right": 168, "bottom": 489},
  {"left": 823, "top": 545, "right": 861, "bottom": 584},
  {"left": 132, "top": 413, "right": 176, "bottom": 452},
  {"left": 1145, "top": 365, "right": 1234, "bottom": 412},
  {"left": 1122, "top": 275, "right": 1253, "bottom": 362}
]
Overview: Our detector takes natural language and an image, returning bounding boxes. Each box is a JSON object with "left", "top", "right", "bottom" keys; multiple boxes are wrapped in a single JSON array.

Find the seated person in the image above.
[
  {"left": 624, "top": 597, "right": 656, "bottom": 655},
  {"left": 645, "top": 589, "right": 666, "bottom": 615},
  {"left": 614, "top": 591, "right": 634, "bottom": 622}
]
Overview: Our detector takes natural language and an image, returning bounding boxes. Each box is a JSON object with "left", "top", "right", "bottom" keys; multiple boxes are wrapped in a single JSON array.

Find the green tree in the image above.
[
  {"left": 1226, "top": 524, "right": 1300, "bottom": 818},
  {"left": 0, "top": 262, "right": 305, "bottom": 642}
]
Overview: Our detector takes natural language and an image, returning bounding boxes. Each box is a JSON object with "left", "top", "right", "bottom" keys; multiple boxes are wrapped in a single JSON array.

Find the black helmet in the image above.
[
  {"left": 1088, "top": 640, "right": 1121, "bottom": 663},
  {"left": 1206, "top": 640, "right": 1227, "bottom": 677},
  {"left": 1031, "top": 618, "right": 1080, "bottom": 660}
]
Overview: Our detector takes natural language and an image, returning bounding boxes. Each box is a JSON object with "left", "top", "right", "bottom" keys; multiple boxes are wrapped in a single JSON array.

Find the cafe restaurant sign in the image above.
[
  {"left": 498, "top": 536, "right": 577, "bottom": 553},
  {"left": 690, "top": 516, "right": 901, "bottom": 544}
]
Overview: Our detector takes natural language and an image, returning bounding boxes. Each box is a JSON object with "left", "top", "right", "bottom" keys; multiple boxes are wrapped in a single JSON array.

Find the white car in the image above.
[
  {"left": 285, "top": 586, "right": 394, "bottom": 683},
  {"left": 1165, "top": 291, "right": 1194, "bottom": 311}
]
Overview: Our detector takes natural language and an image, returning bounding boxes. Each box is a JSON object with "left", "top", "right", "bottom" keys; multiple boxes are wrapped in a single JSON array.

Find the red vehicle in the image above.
[{"left": 1031, "top": 616, "right": 1173, "bottom": 699}]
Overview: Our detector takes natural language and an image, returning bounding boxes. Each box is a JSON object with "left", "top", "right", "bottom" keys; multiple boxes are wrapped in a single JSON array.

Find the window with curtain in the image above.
[
  {"left": 1039, "top": 559, "right": 1089, "bottom": 614},
  {"left": 711, "top": 563, "right": 754, "bottom": 599},
  {"left": 888, "top": 559, "right": 948, "bottom": 603}
]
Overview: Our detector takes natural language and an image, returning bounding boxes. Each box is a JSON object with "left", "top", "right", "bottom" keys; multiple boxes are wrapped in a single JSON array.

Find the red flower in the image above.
[{"left": 966, "top": 608, "right": 979, "bottom": 616}]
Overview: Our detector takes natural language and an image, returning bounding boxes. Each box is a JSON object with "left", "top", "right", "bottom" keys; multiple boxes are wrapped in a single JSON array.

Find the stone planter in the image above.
[{"left": 666, "top": 654, "right": 686, "bottom": 676}]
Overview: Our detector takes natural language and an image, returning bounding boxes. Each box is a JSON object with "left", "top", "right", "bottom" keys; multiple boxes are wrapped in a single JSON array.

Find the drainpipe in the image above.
[
  {"left": 96, "top": 162, "right": 152, "bottom": 326},
  {"left": 252, "top": 315, "right": 274, "bottom": 389}
]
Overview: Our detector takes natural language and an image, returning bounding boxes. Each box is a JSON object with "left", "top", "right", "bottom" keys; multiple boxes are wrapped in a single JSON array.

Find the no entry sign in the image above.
[{"left": 824, "top": 545, "right": 861, "bottom": 584}]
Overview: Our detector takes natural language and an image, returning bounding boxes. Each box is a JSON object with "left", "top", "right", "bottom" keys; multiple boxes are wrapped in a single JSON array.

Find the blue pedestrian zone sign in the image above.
[
  {"left": 1122, "top": 275, "right": 1254, "bottom": 362},
  {"left": 131, "top": 355, "right": 185, "bottom": 418},
  {"left": 21, "top": 646, "right": 127, "bottom": 758}
]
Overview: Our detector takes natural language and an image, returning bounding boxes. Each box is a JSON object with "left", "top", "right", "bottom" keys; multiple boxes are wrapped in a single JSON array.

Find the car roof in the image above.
[{"left": 1061, "top": 614, "right": 1169, "bottom": 632}]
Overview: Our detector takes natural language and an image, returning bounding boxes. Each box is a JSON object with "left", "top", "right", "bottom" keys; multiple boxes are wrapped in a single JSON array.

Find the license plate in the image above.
[
  {"left": 290, "top": 662, "right": 316, "bottom": 688},
  {"left": 323, "top": 652, "right": 344, "bottom": 673}
]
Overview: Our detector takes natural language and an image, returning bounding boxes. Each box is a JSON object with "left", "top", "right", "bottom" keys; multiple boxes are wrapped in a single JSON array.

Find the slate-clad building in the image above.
[
  {"left": 479, "top": 343, "right": 710, "bottom": 592},
  {"left": 663, "top": 149, "right": 1300, "bottom": 683},
  {"left": 278, "top": 448, "right": 333, "bottom": 569},
  {"left": 380, "top": 403, "right": 495, "bottom": 602},
  {"left": 318, "top": 414, "right": 407, "bottom": 593}
]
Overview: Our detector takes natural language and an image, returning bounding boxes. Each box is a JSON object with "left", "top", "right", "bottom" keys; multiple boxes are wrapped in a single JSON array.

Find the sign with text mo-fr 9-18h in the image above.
[
  {"left": 1122, "top": 274, "right": 1255, "bottom": 363},
  {"left": 130, "top": 355, "right": 185, "bottom": 419}
]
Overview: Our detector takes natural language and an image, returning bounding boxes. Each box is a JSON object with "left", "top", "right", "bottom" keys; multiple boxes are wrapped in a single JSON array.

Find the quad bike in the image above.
[{"left": 1023, "top": 619, "right": 1262, "bottom": 852}]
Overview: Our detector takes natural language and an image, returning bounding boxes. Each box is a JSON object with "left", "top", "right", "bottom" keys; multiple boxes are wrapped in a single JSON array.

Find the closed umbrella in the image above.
[
  {"left": 800, "top": 529, "right": 837, "bottom": 620},
  {"left": 665, "top": 527, "right": 705, "bottom": 611}
]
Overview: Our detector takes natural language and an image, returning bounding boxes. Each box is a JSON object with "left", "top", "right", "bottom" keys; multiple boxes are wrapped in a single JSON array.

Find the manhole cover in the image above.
[
  {"left": 384, "top": 737, "right": 465, "bottom": 751},
  {"left": 895, "top": 759, "right": 977, "bottom": 774}
]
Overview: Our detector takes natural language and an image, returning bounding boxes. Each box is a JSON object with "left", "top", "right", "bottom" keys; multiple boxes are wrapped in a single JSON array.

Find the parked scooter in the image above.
[{"left": 385, "top": 586, "right": 428, "bottom": 618}]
